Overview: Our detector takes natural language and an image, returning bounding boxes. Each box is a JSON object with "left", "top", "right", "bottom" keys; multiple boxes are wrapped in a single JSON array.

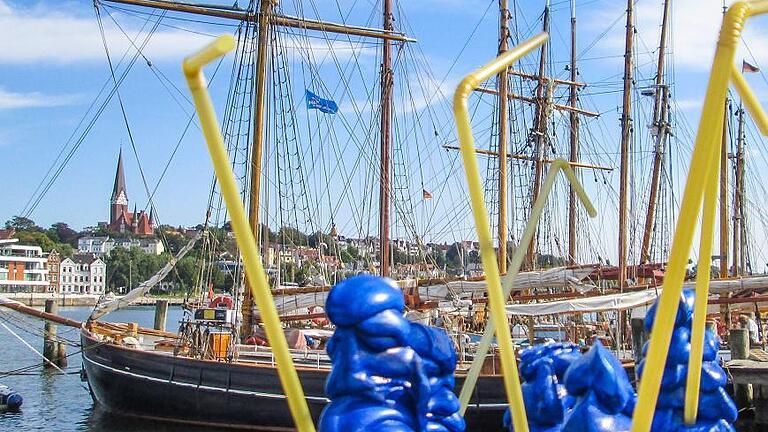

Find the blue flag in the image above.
[{"left": 305, "top": 90, "right": 338, "bottom": 114}]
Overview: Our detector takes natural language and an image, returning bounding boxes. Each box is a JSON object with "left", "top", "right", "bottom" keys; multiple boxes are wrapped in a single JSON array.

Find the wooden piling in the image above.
[
  {"left": 730, "top": 328, "right": 753, "bottom": 408},
  {"left": 154, "top": 299, "right": 169, "bottom": 332},
  {"left": 630, "top": 317, "right": 646, "bottom": 364},
  {"left": 43, "top": 299, "right": 62, "bottom": 368}
]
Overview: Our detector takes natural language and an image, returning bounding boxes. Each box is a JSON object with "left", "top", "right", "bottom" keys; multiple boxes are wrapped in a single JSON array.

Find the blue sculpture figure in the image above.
[
  {"left": 504, "top": 340, "right": 635, "bottom": 432},
  {"left": 561, "top": 341, "right": 636, "bottom": 431},
  {"left": 637, "top": 289, "right": 737, "bottom": 432},
  {"left": 319, "top": 275, "right": 465, "bottom": 432},
  {"left": 504, "top": 342, "right": 581, "bottom": 432}
]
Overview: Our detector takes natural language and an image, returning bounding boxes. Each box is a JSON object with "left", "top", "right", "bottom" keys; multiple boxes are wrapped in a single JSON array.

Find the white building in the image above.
[
  {"left": 78, "top": 236, "right": 111, "bottom": 256},
  {"left": 0, "top": 238, "right": 49, "bottom": 293},
  {"left": 115, "top": 238, "right": 165, "bottom": 255},
  {"left": 60, "top": 254, "right": 106, "bottom": 294},
  {"left": 77, "top": 236, "right": 165, "bottom": 257}
]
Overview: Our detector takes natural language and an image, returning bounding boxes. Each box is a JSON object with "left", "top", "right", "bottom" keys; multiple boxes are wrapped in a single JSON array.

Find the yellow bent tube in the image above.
[
  {"left": 183, "top": 35, "right": 316, "bottom": 432},
  {"left": 457, "top": 158, "right": 596, "bottom": 413},
  {"left": 635, "top": 2, "right": 768, "bottom": 430},
  {"left": 454, "top": 31, "right": 595, "bottom": 432}
]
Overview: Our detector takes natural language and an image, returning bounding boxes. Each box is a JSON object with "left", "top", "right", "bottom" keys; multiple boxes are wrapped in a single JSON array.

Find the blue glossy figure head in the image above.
[
  {"left": 504, "top": 342, "right": 582, "bottom": 432},
  {"left": 320, "top": 275, "right": 465, "bottom": 432}
]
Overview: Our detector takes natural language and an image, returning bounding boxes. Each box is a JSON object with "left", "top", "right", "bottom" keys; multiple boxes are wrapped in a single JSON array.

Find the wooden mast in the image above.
[
  {"left": 497, "top": 0, "right": 510, "bottom": 274},
  {"left": 526, "top": 1, "right": 550, "bottom": 270},
  {"left": 733, "top": 103, "right": 746, "bottom": 276},
  {"left": 379, "top": 0, "right": 393, "bottom": 277},
  {"left": 639, "top": 0, "right": 671, "bottom": 264},
  {"left": 241, "top": 0, "right": 275, "bottom": 338},
  {"left": 719, "top": 99, "right": 730, "bottom": 278},
  {"left": 567, "top": 0, "right": 578, "bottom": 265},
  {"left": 618, "top": 0, "right": 634, "bottom": 290}
]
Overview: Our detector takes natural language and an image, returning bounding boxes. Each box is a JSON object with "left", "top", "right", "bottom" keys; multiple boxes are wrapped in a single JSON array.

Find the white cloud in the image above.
[
  {"left": 674, "top": 98, "right": 702, "bottom": 111},
  {"left": 583, "top": 0, "right": 768, "bottom": 73},
  {"left": 0, "top": 87, "right": 81, "bottom": 109},
  {"left": 0, "top": 2, "right": 212, "bottom": 64}
]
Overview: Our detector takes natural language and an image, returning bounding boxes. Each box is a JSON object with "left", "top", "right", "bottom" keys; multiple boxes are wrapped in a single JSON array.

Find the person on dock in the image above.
[{"left": 740, "top": 314, "right": 761, "bottom": 346}]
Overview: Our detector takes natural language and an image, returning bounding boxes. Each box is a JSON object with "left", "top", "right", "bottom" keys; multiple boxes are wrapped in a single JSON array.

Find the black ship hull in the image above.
[{"left": 81, "top": 330, "right": 507, "bottom": 430}]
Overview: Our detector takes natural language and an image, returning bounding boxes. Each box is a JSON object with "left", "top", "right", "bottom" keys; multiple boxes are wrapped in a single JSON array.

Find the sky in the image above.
[{"left": 2, "top": 0, "right": 768, "bottom": 266}]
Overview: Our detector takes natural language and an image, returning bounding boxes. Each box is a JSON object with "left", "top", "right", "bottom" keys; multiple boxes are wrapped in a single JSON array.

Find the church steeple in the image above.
[
  {"left": 111, "top": 148, "right": 127, "bottom": 203},
  {"left": 110, "top": 149, "right": 129, "bottom": 228}
]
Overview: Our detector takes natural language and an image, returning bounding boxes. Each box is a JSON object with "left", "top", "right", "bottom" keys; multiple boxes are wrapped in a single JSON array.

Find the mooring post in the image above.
[
  {"left": 630, "top": 318, "right": 646, "bottom": 364},
  {"left": 730, "top": 327, "right": 753, "bottom": 408},
  {"left": 43, "top": 299, "right": 60, "bottom": 368},
  {"left": 154, "top": 299, "right": 169, "bottom": 332}
]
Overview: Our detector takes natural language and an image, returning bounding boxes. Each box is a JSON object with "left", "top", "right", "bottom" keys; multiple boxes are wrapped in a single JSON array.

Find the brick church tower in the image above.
[{"left": 108, "top": 150, "right": 154, "bottom": 235}]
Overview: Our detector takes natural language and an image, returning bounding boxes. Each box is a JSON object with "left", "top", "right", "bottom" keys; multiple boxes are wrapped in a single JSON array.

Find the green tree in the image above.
[
  {"left": 278, "top": 226, "right": 308, "bottom": 246},
  {"left": 5, "top": 216, "right": 39, "bottom": 231},
  {"left": 48, "top": 222, "right": 79, "bottom": 246},
  {"left": 445, "top": 243, "right": 463, "bottom": 269},
  {"left": 393, "top": 249, "right": 408, "bottom": 265},
  {"left": 340, "top": 246, "right": 359, "bottom": 263}
]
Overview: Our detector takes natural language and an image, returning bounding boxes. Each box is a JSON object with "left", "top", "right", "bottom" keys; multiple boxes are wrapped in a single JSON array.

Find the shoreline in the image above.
[{"left": 1, "top": 293, "right": 187, "bottom": 307}]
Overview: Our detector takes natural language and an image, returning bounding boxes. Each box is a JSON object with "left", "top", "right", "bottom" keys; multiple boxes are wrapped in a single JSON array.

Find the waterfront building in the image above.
[
  {"left": 78, "top": 236, "right": 111, "bottom": 256},
  {"left": 108, "top": 149, "right": 155, "bottom": 235},
  {"left": 46, "top": 250, "right": 61, "bottom": 294},
  {"left": 111, "top": 238, "right": 165, "bottom": 255},
  {"left": 59, "top": 254, "right": 106, "bottom": 295},
  {"left": 78, "top": 236, "right": 165, "bottom": 257},
  {"left": 0, "top": 238, "right": 50, "bottom": 293}
]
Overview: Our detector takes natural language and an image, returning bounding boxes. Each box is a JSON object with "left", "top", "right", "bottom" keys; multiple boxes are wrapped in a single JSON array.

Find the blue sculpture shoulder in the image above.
[
  {"left": 319, "top": 275, "right": 465, "bottom": 432},
  {"left": 638, "top": 289, "right": 737, "bottom": 432}
]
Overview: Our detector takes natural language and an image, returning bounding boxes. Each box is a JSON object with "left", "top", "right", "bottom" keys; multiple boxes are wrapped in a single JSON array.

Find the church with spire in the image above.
[{"left": 108, "top": 150, "right": 154, "bottom": 235}]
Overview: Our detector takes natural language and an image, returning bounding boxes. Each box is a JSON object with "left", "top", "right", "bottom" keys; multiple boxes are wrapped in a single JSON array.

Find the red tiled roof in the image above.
[{"left": 0, "top": 229, "right": 16, "bottom": 240}]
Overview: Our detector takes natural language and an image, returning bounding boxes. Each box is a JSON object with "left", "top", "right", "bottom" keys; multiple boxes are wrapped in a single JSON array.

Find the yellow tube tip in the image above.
[{"left": 183, "top": 34, "right": 236, "bottom": 77}]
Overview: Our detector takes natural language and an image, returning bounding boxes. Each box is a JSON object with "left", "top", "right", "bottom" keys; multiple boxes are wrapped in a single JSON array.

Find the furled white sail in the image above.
[
  {"left": 503, "top": 289, "right": 661, "bottom": 316},
  {"left": 89, "top": 231, "right": 202, "bottom": 321},
  {"left": 271, "top": 266, "right": 597, "bottom": 316}
]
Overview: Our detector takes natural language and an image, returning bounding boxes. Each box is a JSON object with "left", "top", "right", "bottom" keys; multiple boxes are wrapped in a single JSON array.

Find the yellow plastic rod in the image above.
[
  {"left": 458, "top": 159, "right": 596, "bottom": 413},
  {"left": 683, "top": 136, "right": 721, "bottom": 424},
  {"left": 631, "top": 3, "right": 768, "bottom": 431},
  {"left": 731, "top": 63, "right": 768, "bottom": 136},
  {"left": 455, "top": 31, "right": 550, "bottom": 432},
  {"left": 183, "top": 35, "right": 316, "bottom": 432}
]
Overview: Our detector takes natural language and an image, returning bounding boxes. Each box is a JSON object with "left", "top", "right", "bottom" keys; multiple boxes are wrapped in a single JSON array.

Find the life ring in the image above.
[
  {"left": 245, "top": 335, "right": 268, "bottom": 346},
  {"left": 209, "top": 295, "right": 234, "bottom": 310},
  {"left": 308, "top": 306, "right": 330, "bottom": 327}
]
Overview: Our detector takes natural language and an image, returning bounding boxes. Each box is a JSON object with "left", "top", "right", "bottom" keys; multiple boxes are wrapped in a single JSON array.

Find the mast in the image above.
[
  {"left": 379, "top": 0, "right": 393, "bottom": 277},
  {"left": 497, "top": 0, "right": 510, "bottom": 274},
  {"left": 618, "top": 0, "right": 634, "bottom": 290},
  {"left": 639, "top": 0, "right": 671, "bottom": 264},
  {"left": 733, "top": 103, "right": 746, "bottom": 276},
  {"left": 719, "top": 99, "right": 729, "bottom": 278},
  {"left": 241, "top": 0, "right": 274, "bottom": 338},
  {"left": 567, "top": 0, "right": 578, "bottom": 265},
  {"left": 101, "top": 0, "right": 413, "bottom": 42},
  {"left": 526, "top": 1, "right": 550, "bottom": 269}
]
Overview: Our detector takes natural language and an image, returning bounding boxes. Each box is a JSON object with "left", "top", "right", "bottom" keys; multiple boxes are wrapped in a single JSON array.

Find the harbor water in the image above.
[{"left": 0, "top": 305, "right": 216, "bottom": 431}]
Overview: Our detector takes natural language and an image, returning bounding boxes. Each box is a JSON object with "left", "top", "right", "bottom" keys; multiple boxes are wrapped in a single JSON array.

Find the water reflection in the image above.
[{"left": 82, "top": 406, "right": 217, "bottom": 432}]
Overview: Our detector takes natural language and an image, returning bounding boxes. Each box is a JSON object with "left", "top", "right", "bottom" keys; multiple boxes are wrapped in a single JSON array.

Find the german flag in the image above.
[{"left": 743, "top": 60, "right": 760, "bottom": 73}]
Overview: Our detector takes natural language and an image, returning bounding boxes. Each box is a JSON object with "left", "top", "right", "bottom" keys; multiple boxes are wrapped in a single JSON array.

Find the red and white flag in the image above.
[
  {"left": 743, "top": 60, "right": 760, "bottom": 73},
  {"left": 422, "top": 189, "right": 433, "bottom": 200}
]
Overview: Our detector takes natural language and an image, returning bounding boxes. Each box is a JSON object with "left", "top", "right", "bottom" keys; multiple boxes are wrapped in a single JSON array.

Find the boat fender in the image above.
[
  {"left": 210, "top": 295, "right": 234, "bottom": 310},
  {"left": 0, "top": 385, "right": 23, "bottom": 412}
]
